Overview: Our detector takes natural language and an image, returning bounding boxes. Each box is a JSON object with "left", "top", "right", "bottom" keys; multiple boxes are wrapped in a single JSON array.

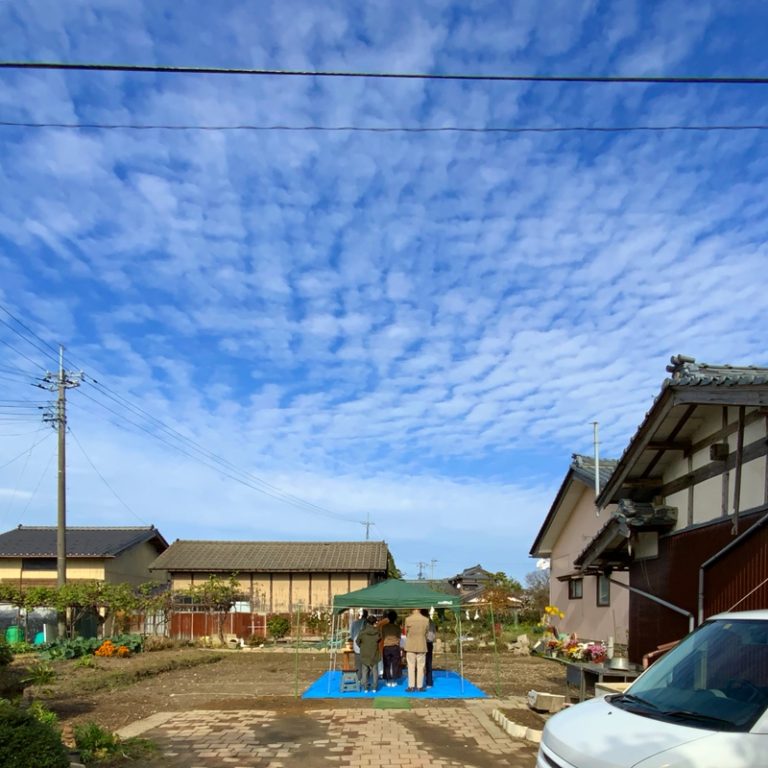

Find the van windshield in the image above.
[{"left": 610, "top": 618, "right": 768, "bottom": 732}]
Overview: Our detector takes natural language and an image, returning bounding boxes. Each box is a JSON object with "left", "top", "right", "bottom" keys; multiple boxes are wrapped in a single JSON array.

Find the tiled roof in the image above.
[
  {"left": 571, "top": 454, "right": 618, "bottom": 490},
  {"left": 528, "top": 453, "right": 617, "bottom": 557},
  {"left": 597, "top": 354, "right": 768, "bottom": 507},
  {"left": 0, "top": 526, "right": 168, "bottom": 558},
  {"left": 665, "top": 354, "right": 768, "bottom": 387},
  {"left": 150, "top": 540, "right": 390, "bottom": 573}
]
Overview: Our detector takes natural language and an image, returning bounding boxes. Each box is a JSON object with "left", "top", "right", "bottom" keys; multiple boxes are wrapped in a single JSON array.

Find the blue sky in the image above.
[{"left": 1, "top": 1, "right": 768, "bottom": 582}]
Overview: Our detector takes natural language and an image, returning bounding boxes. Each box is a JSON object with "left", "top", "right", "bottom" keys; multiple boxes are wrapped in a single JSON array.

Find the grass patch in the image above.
[
  {"left": 69, "top": 653, "right": 224, "bottom": 694},
  {"left": 29, "top": 652, "right": 224, "bottom": 697},
  {"left": 74, "top": 721, "right": 157, "bottom": 765},
  {"left": 373, "top": 697, "right": 411, "bottom": 709}
]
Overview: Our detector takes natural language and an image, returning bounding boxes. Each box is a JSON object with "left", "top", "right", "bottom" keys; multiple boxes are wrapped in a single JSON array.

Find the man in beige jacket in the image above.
[{"left": 403, "top": 607, "right": 430, "bottom": 692}]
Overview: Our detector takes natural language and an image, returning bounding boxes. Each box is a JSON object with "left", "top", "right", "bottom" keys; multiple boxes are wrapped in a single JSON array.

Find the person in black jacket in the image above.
[{"left": 357, "top": 614, "right": 381, "bottom": 692}]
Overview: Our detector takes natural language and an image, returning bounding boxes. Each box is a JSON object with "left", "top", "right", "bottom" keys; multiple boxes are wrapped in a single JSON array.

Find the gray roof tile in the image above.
[
  {"left": 0, "top": 526, "right": 168, "bottom": 558},
  {"left": 150, "top": 540, "right": 389, "bottom": 573},
  {"left": 665, "top": 354, "right": 768, "bottom": 386}
]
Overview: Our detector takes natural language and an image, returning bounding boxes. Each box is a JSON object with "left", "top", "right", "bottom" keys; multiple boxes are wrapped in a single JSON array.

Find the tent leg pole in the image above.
[
  {"left": 458, "top": 611, "right": 464, "bottom": 693},
  {"left": 490, "top": 602, "right": 500, "bottom": 698},
  {"left": 327, "top": 609, "right": 335, "bottom": 694}
]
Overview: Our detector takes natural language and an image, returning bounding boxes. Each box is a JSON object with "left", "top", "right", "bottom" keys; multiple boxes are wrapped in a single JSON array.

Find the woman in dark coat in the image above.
[{"left": 357, "top": 614, "right": 381, "bottom": 692}]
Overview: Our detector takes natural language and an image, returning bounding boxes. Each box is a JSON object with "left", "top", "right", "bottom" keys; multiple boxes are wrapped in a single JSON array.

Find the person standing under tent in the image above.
[
  {"left": 380, "top": 610, "right": 402, "bottom": 687},
  {"left": 404, "top": 606, "right": 429, "bottom": 692},
  {"left": 357, "top": 614, "right": 381, "bottom": 692},
  {"left": 350, "top": 609, "right": 368, "bottom": 682},
  {"left": 421, "top": 608, "right": 437, "bottom": 688}
]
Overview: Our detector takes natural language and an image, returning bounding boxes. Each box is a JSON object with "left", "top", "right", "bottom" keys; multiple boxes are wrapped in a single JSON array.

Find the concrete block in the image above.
[{"left": 527, "top": 689, "right": 566, "bottom": 713}]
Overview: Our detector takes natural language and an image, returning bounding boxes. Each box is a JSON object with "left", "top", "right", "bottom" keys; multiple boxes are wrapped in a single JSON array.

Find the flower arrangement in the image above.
[
  {"left": 545, "top": 635, "right": 608, "bottom": 663},
  {"left": 543, "top": 605, "right": 565, "bottom": 621}
]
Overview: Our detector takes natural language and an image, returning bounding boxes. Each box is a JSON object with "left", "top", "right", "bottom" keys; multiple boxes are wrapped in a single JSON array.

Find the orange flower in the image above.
[{"left": 116, "top": 645, "right": 131, "bottom": 657}]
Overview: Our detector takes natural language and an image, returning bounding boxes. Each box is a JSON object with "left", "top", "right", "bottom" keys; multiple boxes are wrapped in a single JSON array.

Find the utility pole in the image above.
[
  {"left": 417, "top": 561, "right": 427, "bottom": 580},
  {"left": 430, "top": 559, "right": 437, "bottom": 580},
  {"left": 361, "top": 512, "right": 373, "bottom": 540},
  {"left": 39, "top": 346, "right": 81, "bottom": 637}
]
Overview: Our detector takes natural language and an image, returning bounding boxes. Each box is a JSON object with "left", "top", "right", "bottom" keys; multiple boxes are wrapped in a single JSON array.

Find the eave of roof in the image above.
[
  {"left": 149, "top": 540, "right": 390, "bottom": 573},
  {"left": 596, "top": 355, "right": 768, "bottom": 508},
  {"left": 530, "top": 454, "right": 618, "bottom": 557},
  {"left": 0, "top": 526, "right": 168, "bottom": 558}
]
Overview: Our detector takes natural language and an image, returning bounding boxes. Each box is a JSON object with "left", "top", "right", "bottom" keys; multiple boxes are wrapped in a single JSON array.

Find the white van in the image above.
[{"left": 537, "top": 610, "right": 768, "bottom": 768}]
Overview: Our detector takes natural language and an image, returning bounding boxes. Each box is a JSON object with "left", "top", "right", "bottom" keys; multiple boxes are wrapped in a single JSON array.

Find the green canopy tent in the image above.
[{"left": 328, "top": 579, "right": 467, "bottom": 690}]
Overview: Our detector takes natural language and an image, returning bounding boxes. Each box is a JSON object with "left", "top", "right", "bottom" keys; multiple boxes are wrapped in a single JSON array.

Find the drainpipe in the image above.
[
  {"left": 593, "top": 421, "right": 600, "bottom": 516},
  {"left": 608, "top": 577, "right": 695, "bottom": 635},
  {"left": 697, "top": 508, "right": 768, "bottom": 624}
]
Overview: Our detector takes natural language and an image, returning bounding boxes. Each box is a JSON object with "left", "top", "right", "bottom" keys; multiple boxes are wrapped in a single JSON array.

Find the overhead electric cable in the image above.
[
  {"left": 19, "top": 442, "right": 56, "bottom": 522},
  {"left": 2, "top": 120, "right": 768, "bottom": 134},
  {"left": 69, "top": 427, "right": 148, "bottom": 525},
  {"left": 0, "top": 336, "right": 47, "bottom": 371},
  {"left": 0, "top": 306, "right": 60, "bottom": 359},
  {"left": 0, "top": 430, "right": 53, "bottom": 471},
  {"left": 0, "top": 302, "right": 373, "bottom": 532},
  {"left": 2, "top": 61, "right": 768, "bottom": 85},
  {"left": 79, "top": 374, "right": 361, "bottom": 522},
  {"left": 72, "top": 390, "right": 361, "bottom": 525}
]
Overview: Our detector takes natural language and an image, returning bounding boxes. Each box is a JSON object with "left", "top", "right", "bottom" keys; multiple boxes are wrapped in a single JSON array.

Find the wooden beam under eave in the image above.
[
  {"left": 685, "top": 407, "right": 766, "bottom": 458},
  {"left": 660, "top": 435, "right": 768, "bottom": 497},
  {"left": 646, "top": 441, "right": 691, "bottom": 451},
  {"left": 641, "top": 404, "right": 698, "bottom": 479},
  {"left": 622, "top": 477, "right": 665, "bottom": 488},
  {"left": 672, "top": 389, "right": 768, "bottom": 408}
]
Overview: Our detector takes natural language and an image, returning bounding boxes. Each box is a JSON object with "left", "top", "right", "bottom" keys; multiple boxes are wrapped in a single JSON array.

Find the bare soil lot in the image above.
[{"left": 16, "top": 646, "right": 567, "bottom": 733}]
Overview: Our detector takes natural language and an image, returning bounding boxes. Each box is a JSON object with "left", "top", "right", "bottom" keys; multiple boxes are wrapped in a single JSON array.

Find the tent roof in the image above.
[{"left": 332, "top": 579, "right": 460, "bottom": 611}]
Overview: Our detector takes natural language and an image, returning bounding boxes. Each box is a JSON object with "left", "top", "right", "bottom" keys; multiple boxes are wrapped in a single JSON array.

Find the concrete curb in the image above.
[
  {"left": 115, "top": 711, "right": 176, "bottom": 739},
  {"left": 490, "top": 708, "right": 542, "bottom": 744}
]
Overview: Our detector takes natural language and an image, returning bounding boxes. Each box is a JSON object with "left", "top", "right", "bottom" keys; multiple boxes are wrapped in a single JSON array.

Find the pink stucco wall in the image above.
[{"left": 549, "top": 483, "right": 629, "bottom": 645}]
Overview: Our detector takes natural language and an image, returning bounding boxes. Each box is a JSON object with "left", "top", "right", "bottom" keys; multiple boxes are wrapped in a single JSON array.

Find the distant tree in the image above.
[
  {"left": 386, "top": 552, "right": 402, "bottom": 580},
  {"left": 524, "top": 568, "right": 550, "bottom": 615},
  {"left": 187, "top": 575, "right": 241, "bottom": 644},
  {"left": 492, "top": 571, "right": 523, "bottom": 592}
]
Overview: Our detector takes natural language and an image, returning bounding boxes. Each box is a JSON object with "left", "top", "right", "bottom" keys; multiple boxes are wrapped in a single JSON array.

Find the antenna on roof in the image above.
[{"left": 592, "top": 421, "right": 600, "bottom": 516}]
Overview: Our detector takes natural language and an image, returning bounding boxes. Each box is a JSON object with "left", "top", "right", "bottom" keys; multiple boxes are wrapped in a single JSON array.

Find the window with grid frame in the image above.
[
  {"left": 596, "top": 574, "right": 611, "bottom": 606},
  {"left": 568, "top": 578, "right": 583, "bottom": 600}
]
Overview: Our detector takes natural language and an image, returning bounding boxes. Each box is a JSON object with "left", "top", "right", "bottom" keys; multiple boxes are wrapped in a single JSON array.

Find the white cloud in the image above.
[{"left": 1, "top": 1, "right": 766, "bottom": 580}]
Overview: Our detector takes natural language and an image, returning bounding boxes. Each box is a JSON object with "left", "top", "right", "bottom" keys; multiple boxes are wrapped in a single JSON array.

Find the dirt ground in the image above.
[{"left": 16, "top": 646, "right": 568, "bottom": 733}]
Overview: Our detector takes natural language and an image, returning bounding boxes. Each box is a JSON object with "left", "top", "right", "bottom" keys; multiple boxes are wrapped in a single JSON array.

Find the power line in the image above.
[
  {"left": 71, "top": 389, "right": 362, "bottom": 525},
  {"left": 2, "top": 120, "right": 768, "bottom": 135},
  {"left": 0, "top": 430, "right": 53, "bottom": 471},
  {"left": 69, "top": 427, "right": 148, "bottom": 526},
  {"left": 19, "top": 442, "right": 56, "bottom": 523},
  {"left": 0, "top": 301, "right": 373, "bottom": 533},
  {"left": 0, "top": 336, "right": 47, "bottom": 371},
  {"left": 3, "top": 61, "right": 768, "bottom": 85},
  {"left": 0, "top": 306, "right": 60, "bottom": 360}
]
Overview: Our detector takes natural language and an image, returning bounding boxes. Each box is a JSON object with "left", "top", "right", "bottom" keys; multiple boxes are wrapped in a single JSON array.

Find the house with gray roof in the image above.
[
  {"left": 0, "top": 525, "right": 169, "bottom": 587},
  {"left": 150, "top": 539, "right": 391, "bottom": 637},
  {"left": 530, "top": 453, "right": 626, "bottom": 645},
  {"left": 570, "top": 355, "right": 768, "bottom": 662}
]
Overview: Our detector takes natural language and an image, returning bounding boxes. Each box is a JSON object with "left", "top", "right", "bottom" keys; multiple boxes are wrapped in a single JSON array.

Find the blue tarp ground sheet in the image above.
[{"left": 302, "top": 669, "right": 487, "bottom": 700}]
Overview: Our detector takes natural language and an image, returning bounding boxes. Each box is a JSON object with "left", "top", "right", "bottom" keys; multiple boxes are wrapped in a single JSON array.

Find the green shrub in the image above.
[
  {"left": 0, "top": 699, "right": 69, "bottom": 768},
  {"left": 0, "top": 641, "right": 12, "bottom": 667},
  {"left": 75, "top": 654, "right": 96, "bottom": 669},
  {"left": 22, "top": 662, "right": 56, "bottom": 685},
  {"left": 74, "top": 721, "right": 155, "bottom": 765},
  {"left": 28, "top": 700, "right": 59, "bottom": 728},
  {"left": 9, "top": 641, "right": 36, "bottom": 655},
  {"left": 39, "top": 633, "right": 144, "bottom": 661},
  {"left": 266, "top": 614, "right": 291, "bottom": 640}
]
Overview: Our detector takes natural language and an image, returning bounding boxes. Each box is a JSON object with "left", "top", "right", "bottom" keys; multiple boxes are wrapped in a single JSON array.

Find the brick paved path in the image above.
[{"left": 120, "top": 702, "right": 536, "bottom": 768}]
